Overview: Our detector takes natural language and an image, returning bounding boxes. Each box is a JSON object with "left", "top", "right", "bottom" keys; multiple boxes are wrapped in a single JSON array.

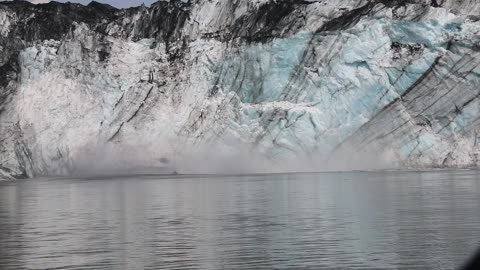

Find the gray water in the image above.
[{"left": 0, "top": 170, "right": 479, "bottom": 270}]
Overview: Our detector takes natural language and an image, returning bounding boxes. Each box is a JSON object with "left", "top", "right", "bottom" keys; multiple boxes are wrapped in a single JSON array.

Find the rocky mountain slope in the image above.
[{"left": 1, "top": 0, "right": 480, "bottom": 178}]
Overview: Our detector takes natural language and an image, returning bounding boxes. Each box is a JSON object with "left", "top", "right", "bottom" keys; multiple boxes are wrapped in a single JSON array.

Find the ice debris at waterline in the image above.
[{"left": 1, "top": 0, "right": 480, "bottom": 179}]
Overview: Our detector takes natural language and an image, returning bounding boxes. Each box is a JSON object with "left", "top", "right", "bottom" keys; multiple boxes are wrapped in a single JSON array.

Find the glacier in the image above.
[{"left": 0, "top": 0, "right": 480, "bottom": 179}]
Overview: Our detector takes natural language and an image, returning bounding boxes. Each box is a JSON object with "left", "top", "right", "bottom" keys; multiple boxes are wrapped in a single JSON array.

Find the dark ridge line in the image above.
[
  {"left": 113, "top": 92, "right": 125, "bottom": 109},
  {"left": 107, "top": 86, "right": 155, "bottom": 141},
  {"left": 330, "top": 44, "right": 448, "bottom": 153},
  {"left": 315, "top": 0, "right": 431, "bottom": 34},
  {"left": 0, "top": 0, "right": 181, "bottom": 11},
  {"left": 0, "top": 0, "right": 322, "bottom": 47},
  {"left": 332, "top": 45, "right": 480, "bottom": 154},
  {"left": 316, "top": 2, "right": 377, "bottom": 33},
  {"left": 126, "top": 86, "right": 155, "bottom": 123},
  {"left": 400, "top": 55, "right": 443, "bottom": 98},
  {"left": 107, "top": 122, "right": 124, "bottom": 141},
  {"left": 460, "top": 92, "right": 480, "bottom": 109}
]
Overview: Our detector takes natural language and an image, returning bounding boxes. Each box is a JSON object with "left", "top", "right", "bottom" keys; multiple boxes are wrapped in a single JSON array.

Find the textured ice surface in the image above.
[{"left": 0, "top": 0, "right": 480, "bottom": 178}]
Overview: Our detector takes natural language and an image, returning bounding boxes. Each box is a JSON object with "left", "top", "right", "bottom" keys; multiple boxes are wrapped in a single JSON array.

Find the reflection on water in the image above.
[{"left": 0, "top": 170, "right": 479, "bottom": 269}]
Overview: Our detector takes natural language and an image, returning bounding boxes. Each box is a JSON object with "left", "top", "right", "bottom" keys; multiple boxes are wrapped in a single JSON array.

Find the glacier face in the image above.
[{"left": 0, "top": 0, "right": 480, "bottom": 179}]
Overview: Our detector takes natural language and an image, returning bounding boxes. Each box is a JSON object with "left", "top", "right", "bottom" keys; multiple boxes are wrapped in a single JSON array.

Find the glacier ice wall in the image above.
[{"left": 0, "top": 0, "right": 480, "bottom": 178}]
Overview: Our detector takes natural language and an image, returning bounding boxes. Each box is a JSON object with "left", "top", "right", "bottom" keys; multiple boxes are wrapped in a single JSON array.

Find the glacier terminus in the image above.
[{"left": 1, "top": 0, "right": 480, "bottom": 179}]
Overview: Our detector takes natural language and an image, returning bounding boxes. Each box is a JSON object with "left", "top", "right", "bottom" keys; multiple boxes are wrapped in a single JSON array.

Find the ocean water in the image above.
[{"left": 0, "top": 170, "right": 479, "bottom": 269}]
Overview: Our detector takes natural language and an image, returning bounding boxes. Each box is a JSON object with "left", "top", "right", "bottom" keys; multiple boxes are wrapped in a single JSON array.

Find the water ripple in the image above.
[{"left": 0, "top": 170, "right": 479, "bottom": 269}]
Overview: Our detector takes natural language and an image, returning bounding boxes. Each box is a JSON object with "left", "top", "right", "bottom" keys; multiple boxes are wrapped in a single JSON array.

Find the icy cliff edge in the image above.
[{"left": 1, "top": 0, "right": 480, "bottom": 178}]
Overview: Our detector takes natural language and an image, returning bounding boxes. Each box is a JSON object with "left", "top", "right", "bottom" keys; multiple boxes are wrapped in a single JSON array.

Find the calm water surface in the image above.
[{"left": 0, "top": 170, "right": 479, "bottom": 269}]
